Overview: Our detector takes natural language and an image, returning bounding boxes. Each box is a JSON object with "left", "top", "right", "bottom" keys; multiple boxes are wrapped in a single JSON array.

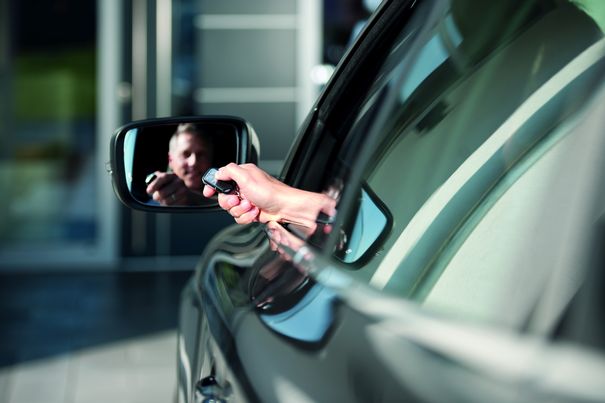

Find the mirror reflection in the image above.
[
  {"left": 123, "top": 121, "right": 238, "bottom": 206},
  {"left": 335, "top": 186, "right": 392, "bottom": 264}
]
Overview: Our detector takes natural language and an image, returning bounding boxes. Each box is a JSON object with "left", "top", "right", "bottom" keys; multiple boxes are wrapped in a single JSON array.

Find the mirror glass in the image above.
[
  {"left": 335, "top": 186, "right": 392, "bottom": 264},
  {"left": 122, "top": 121, "right": 238, "bottom": 207}
]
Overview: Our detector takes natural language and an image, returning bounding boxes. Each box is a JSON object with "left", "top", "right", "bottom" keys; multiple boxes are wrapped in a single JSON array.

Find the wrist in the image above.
[{"left": 276, "top": 188, "right": 336, "bottom": 228}]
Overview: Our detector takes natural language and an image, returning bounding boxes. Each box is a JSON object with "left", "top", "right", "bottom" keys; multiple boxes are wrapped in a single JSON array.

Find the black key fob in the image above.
[
  {"left": 145, "top": 173, "right": 157, "bottom": 185},
  {"left": 202, "top": 168, "right": 237, "bottom": 194}
]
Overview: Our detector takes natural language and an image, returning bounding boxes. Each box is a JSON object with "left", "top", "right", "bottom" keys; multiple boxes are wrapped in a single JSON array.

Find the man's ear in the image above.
[{"left": 167, "top": 153, "right": 175, "bottom": 172}]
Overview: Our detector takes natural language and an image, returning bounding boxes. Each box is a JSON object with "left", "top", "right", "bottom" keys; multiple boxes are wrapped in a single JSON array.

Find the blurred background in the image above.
[
  {"left": 0, "top": 0, "right": 378, "bottom": 270},
  {"left": 0, "top": 0, "right": 377, "bottom": 402}
]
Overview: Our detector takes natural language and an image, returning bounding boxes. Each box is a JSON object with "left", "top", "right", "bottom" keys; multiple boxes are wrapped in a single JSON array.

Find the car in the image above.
[{"left": 110, "top": 0, "right": 605, "bottom": 401}]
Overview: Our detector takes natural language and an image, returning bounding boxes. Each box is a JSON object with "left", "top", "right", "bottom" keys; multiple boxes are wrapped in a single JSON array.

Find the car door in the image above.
[{"left": 187, "top": 0, "right": 605, "bottom": 402}]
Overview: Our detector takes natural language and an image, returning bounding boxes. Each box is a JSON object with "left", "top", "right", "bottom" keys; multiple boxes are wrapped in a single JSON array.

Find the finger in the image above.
[
  {"left": 146, "top": 174, "right": 161, "bottom": 194},
  {"left": 153, "top": 190, "right": 172, "bottom": 206},
  {"left": 147, "top": 172, "right": 175, "bottom": 194},
  {"left": 265, "top": 224, "right": 280, "bottom": 241},
  {"left": 203, "top": 185, "right": 216, "bottom": 198},
  {"left": 155, "top": 182, "right": 181, "bottom": 202},
  {"left": 228, "top": 199, "right": 254, "bottom": 217},
  {"left": 234, "top": 206, "right": 259, "bottom": 225},
  {"left": 146, "top": 183, "right": 155, "bottom": 195},
  {"left": 146, "top": 177, "right": 157, "bottom": 194},
  {"left": 217, "top": 193, "right": 240, "bottom": 211},
  {"left": 153, "top": 190, "right": 175, "bottom": 205}
]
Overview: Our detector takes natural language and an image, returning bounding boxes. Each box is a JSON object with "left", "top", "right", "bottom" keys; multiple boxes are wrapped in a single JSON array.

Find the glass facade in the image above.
[{"left": 0, "top": 1, "right": 98, "bottom": 262}]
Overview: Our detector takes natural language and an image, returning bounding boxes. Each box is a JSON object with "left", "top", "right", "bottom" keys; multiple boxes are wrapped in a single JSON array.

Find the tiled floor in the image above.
[{"left": 0, "top": 270, "right": 191, "bottom": 403}]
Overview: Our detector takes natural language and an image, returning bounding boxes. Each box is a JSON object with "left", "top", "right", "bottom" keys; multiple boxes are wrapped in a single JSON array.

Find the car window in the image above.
[
  {"left": 420, "top": 113, "right": 602, "bottom": 327},
  {"left": 317, "top": 0, "right": 605, "bottom": 325}
]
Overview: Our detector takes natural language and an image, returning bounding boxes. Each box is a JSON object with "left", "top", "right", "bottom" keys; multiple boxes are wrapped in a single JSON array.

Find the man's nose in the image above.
[{"left": 187, "top": 154, "right": 197, "bottom": 165}]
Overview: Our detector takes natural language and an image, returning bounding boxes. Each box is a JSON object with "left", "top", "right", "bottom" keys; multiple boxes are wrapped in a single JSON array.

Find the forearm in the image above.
[{"left": 261, "top": 185, "right": 336, "bottom": 228}]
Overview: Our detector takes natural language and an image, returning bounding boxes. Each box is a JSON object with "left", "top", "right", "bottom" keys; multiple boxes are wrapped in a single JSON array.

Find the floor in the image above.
[{"left": 0, "top": 270, "right": 192, "bottom": 403}]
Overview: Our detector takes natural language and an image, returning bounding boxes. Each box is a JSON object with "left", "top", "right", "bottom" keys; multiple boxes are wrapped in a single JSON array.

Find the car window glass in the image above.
[
  {"left": 317, "top": 0, "right": 604, "bottom": 325},
  {"left": 420, "top": 116, "right": 599, "bottom": 327}
]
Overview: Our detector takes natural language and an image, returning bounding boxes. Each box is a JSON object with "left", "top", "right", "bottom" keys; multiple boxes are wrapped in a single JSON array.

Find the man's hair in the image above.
[{"left": 169, "top": 123, "right": 213, "bottom": 154}]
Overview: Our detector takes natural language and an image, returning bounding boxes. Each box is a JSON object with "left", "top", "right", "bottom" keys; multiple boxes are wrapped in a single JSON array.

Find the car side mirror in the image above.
[
  {"left": 335, "top": 185, "right": 392, "bottom": 265},
  {"left": 109, "top": 116, "right": 260, "bottom": 212}
]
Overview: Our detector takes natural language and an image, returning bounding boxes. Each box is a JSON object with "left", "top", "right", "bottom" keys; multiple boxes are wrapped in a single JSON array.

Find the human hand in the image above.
[
  {"left": 203, "top": 163, "right": 337, "bottom": 229},
  {"left": 265, "top": 221, "right": 307, "bottom": 255},
  {"left": 202, "top": 163, "right": 281, "bottom": 224},
  {"left": 146, "top": 171, "right": 192, "bottom": 205}
]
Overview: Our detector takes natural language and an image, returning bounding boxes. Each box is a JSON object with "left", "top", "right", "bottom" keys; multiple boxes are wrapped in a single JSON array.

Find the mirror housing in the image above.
[{"left": 109, "top": 116, "right": 259, "bottom": 212}]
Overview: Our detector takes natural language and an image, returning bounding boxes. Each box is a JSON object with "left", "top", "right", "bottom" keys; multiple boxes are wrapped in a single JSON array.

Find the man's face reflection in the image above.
[{"left": 168, "top": 132, "right": 213, "bottom": 191}]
